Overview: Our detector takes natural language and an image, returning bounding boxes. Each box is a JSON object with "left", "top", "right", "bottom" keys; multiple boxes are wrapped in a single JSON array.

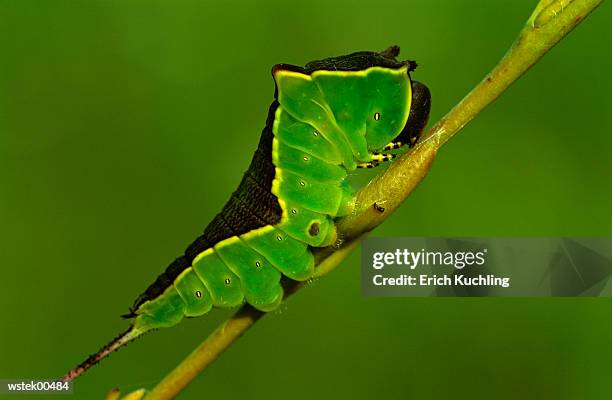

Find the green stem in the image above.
[
  {"left": 128, "top": 1, "right": 603, "bottom": 399},
  {"left": 142, "top": 240, "right": 360, "bottom": 400},
  {"left": 338, "top": 0, "right": 603, "bottom": 236},
  {"left": 432, "top": 0, "right": 603, "bottom": 147}
]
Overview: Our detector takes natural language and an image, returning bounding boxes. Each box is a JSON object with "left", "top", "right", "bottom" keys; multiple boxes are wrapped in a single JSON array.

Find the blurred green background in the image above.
[{"left": 1, "top": 1, "right": 611, "bottom": 399}]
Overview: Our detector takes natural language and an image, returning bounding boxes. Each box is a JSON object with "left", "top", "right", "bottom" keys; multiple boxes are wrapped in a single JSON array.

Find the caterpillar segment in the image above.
[{"left": 63, "top": 45, "right": 431, "bottom": 382}]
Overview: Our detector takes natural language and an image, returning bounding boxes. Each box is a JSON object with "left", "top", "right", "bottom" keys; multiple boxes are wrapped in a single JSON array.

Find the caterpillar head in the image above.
[{"left": 272, "top": 46, "right": 430, "bottom": 167}]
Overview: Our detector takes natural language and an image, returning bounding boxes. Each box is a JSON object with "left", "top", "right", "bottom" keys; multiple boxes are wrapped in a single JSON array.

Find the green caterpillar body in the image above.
[{"left": 63, "top": 46, "right": 431, "bottom": 381}]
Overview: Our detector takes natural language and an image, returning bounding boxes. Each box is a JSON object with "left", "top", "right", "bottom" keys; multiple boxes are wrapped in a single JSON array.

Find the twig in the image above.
[
  {"left": 137, "top": 240, "right": 360, "bottom": 400},
  {"left": 115, "top": 1, "right": 604, "bottom": 398}
]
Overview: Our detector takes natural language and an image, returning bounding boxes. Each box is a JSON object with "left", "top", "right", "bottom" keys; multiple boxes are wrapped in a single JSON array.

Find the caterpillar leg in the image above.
[
  {"left": 384, "top": 136, "right": 418, "bottom": 149},
  {"left": 370, "top": 153, "right": 396, "bottom": 163},
  {"left": 383, "top": 141, "right": 405, "bottom": 151},
  {"left": 357, "top": 152, "right": 397, "bottom": 168},
  {"left": 357, "top": 161, "right": 380, "bottom": 169},
  {"left": 380, "top": 132, "right": 420, "bottom": 153},
  {"left": 335, "top": 180, "right": 356, "bottom": 217}
]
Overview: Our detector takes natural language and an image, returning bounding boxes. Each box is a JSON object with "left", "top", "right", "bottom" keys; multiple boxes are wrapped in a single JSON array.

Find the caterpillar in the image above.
[{"left": 63, "top": 45, "right": 431, "bottom": 381}]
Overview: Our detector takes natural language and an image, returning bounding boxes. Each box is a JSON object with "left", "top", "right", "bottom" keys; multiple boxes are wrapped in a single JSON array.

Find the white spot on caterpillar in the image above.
[
  {"left": 195, "top": 290, "right": 202, "bottom": 298},
  {"left": 374, "top": 112, "right": 381, "bottom": 121}
]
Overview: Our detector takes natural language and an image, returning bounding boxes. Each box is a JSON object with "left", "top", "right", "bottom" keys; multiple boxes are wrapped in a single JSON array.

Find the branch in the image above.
[{"left": 114, "top": 1, "right": 604, "bottom": 398}]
